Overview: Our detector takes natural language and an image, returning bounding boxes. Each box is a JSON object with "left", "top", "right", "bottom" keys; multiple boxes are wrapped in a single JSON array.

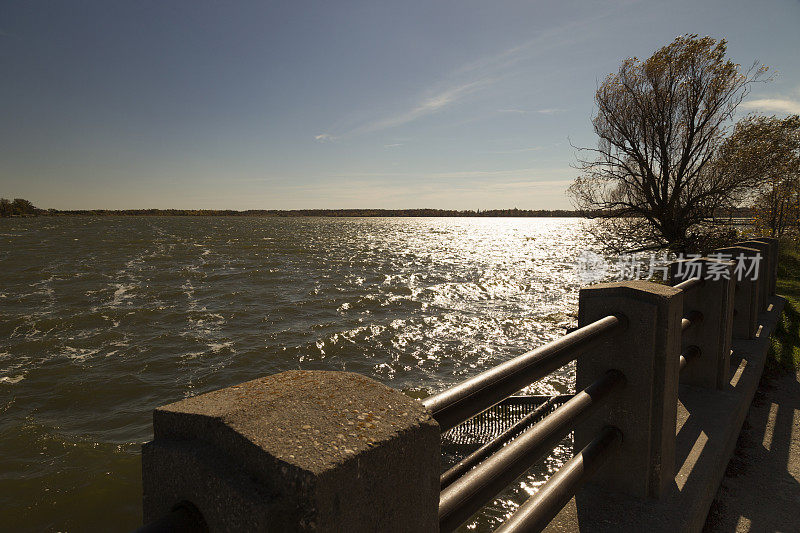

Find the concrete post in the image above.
[
  {"left": 141, "top": 370, "right": 440, "bottom": 532},
  {"left": 576, "top": 281, "right": 682, "bottom": 499},
  {"left": 749, "top": 237, "right": 779, "bottom": 296},
  {"left": 715, "top": 246, "right": 761, "bottom": 340},
  {"left": 736, "top": 240, "right": 771, "bottom": 310},
  {"left": 670, "top": 259, "right": 735, "bottom": 390}
]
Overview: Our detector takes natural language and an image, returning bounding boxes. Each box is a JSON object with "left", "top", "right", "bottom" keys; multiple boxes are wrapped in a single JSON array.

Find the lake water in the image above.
[{"left": 0, "top": 216, "right": 601, "bottom": 531}]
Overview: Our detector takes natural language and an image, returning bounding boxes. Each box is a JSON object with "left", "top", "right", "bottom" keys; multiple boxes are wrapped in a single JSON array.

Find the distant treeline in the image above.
[
  {"left": 9, "top": 203, "right": 583, "bottom": 217},
  {"left": 1, "top": 199, "right": 754, "bottom": 219},
  {"left": 54, "top": 208, "right": 585, "bottom": 217},
  {"left": 0, "top": 198, "right": 38, "bottom": 217}
]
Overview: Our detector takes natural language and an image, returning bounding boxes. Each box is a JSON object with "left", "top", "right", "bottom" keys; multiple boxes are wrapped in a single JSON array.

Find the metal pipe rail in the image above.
[
  {"left": 438, "top": 369, "right": 625, "bottom": 532},
  {"left": 440, "top": 396, "right": 561, "bottom": 489},
  {"left": 679, "top": 345, "right": 701, "bottom": 372},
  {"left": 674, "top": 277, "right": 703, "bottom": 292},
  {"left": 494, "top": 426, "right": 623, "bottom": 533},
  {"left": 423, "top": 315, "right": 623, "bottom": 432},
  {"left": 681, "top": 310, "right": 704, "bottom": 333}
]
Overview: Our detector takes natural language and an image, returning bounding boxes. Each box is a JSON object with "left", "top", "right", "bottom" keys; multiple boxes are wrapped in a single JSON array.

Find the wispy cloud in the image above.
[
  {"left": 422, "top": 168, "right": 567, "bottom": 181},
  {"left": 315, "top": 15, "right": 599, "bottom": 141},
  {"left": 314, "top": 133, "right": 336, "bottom": 143},
  {"left": 235, "top": 166, "right": 577, "bottom": 209},
  {"left": 384, "top": 143, "right": 403, "bottom": 149},
  {"left": 741, "top": 98, "right": 800, "bottom": 115},
  {"left": 351, "top": 80, "right": 491, "bottom": 136},
  {"left": 451, "top": 19, "right": 594, "bottom": 80},
  {"left": 497, "top": 107, "right": 566, "bottom": 116},
  {"left": 242, "top": 170, "right": 575, "bottom": 208},
  {"left": 322, "top": 166, "right": 574, "bottom": 182},
  {"left": 484, "top": 146, "right": 544, "bottom": 154}
]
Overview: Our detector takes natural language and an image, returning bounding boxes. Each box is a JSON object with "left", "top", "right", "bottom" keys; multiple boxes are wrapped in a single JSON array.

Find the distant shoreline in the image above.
[
  {"left": 24, "top": 208, "right": 587, "bottom": 218},
  {"left": 1, "top": 202, "right": 756, "bottom": 219}
]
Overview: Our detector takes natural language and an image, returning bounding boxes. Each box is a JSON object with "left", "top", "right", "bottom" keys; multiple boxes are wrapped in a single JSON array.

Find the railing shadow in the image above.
[
  {"left": 703, "top": 369, "right": 800, "bottom": 531},
  {"left": 569, "top": 298, "right": 789, "bottom": 532}
]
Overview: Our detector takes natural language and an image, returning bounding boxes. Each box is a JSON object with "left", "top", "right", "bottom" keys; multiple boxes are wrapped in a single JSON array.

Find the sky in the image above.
[{"left": 1, "top": 1, "right": 799, "bottom": 210}]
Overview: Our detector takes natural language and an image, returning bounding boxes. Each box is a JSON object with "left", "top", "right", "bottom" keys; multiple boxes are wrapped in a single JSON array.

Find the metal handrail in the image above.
[
  {"left": 494, "top": 426, "right": 622, "bottom": 533},
  {"left": 438, "top": 369, "right": 625, "bottom": 532},
  {"left": 423, "top": 315, "right": 623, "bottom": 432},
  {"left": 674, "top": 276, "right": 703, "bottom": 292},
  {"left": 440, "top": 396, "right": 561, "bottom": 489},
  {"left": 681, "top": 310, "right": 704, "bottom": 333},
  {"left": 679, "top": 345, "right": 701, "bottom": 372}
]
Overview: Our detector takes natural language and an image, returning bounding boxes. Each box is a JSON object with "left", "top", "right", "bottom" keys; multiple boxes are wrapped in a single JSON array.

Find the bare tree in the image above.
[{"left": 570, "top": 34, "right": 767, "bottom": 251}]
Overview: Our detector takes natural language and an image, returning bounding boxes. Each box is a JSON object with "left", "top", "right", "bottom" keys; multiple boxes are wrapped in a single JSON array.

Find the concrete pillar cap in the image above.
[{"left": 153, "top": 370, "right": 437, "bottom": 477}]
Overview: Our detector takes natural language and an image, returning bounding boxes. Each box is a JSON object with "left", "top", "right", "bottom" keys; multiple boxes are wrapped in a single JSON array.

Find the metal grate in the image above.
[{"left": 440, "top": 394, "right": 573, "bottom": 472}]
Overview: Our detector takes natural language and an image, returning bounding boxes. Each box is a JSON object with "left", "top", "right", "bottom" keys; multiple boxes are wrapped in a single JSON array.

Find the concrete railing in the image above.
[{"left": 138, "top": 238, "right": 781, "bottom": 532}]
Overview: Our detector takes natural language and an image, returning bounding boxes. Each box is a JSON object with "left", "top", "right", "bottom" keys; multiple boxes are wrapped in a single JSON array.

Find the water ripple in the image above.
[{"left": 0, "top": 216, "right": 604, "bottom": 531}]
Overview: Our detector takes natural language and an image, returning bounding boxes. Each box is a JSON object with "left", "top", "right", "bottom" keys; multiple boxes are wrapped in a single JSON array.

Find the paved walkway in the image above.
[{"left": 704, "top": 368, "right": 800, "bottom": 532}]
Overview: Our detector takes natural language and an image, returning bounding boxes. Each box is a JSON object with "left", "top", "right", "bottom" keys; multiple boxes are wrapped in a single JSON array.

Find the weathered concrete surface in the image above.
[
  {"left": 737, "top": 241, "right": 772, "bottom": 311},
  {"left": 671, "top": 259, "right": 736, "bottom": 390},
  {"left": 577, "top": 281, "right": 683, "bottom": 499},
  {"left": 749, "top": 237, "right": 779, "bottom": 297},
  {"left": 717, "top": 246, "right": 762, "bottom": 340},
  {"left": 703, "top": 366, "right": 800, "bottom": 531},
  {"left": 545, "top": 296, "right": 785, "bottom": 533},
  {"left": 142, "top": 370, "right": 440, "bottom": 532}
]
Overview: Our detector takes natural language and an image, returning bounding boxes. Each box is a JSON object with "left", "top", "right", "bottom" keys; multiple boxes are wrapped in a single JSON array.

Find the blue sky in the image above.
[{"left": 1, "top": 1, "right": 799, "bottom": 210}]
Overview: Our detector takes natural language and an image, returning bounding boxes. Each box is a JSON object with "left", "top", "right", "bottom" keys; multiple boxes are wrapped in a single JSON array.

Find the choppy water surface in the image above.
[{"left": 0, "top": 216, "right": 600, "bottom": 532}]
